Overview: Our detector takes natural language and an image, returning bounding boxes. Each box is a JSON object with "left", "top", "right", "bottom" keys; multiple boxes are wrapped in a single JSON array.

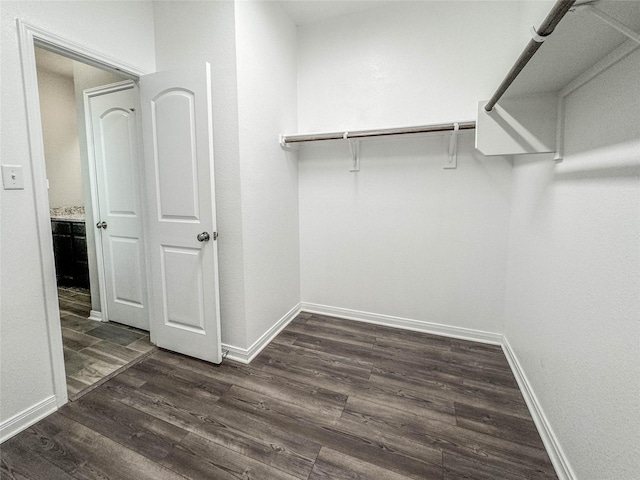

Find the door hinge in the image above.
[{"left": 213, "top": 231, "right": 218, "bottom": 241}]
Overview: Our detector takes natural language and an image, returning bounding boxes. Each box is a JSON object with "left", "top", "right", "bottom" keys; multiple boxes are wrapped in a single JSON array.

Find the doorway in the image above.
[
  {"left": 20, "top": 20, "right": 223, "bottom": 410},
  {"left": 34, "top": 47, "right": 154, "bottom": 399}
]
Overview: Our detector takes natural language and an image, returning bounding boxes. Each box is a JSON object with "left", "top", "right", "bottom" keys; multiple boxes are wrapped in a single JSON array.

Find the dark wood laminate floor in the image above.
[
  {"left": 1, "top": 312, "right": 557, "bottom": 480},
  {"left": 58, "top": 287, "right": 155, "bottom": 399}
]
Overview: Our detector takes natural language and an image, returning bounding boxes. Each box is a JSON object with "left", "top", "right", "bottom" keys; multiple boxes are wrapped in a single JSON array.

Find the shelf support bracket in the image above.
[
  {"left": 279, "top": 134, "right": 298, "bottom": 152},
  {"left": 344, "top": 132, "right": 360, "bottom": 172},
  {"left": 581, "top": 5, "right": 640, "bottom": 44},
  {"left": 444, "top": 122, "right": 459, "bottom": 169},
  {"left": 554, "top": 97, "right": 566, "bottom": 162}
]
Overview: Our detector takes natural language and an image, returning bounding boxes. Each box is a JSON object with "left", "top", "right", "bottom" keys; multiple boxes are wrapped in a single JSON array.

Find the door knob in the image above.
[
  {"left": 197, "top": 232, "right": 210, "bottom": 242},
  {"left": 96, "top": 221, "right": 107, "bottom": 229}
]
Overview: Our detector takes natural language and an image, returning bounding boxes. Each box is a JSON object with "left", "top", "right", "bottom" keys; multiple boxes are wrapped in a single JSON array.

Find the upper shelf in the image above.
[
  {"left": 505, "top": 0, "right": 640, "bottom": 98},
  {"left": 476, "top": 0, "right": 639, "bottom": 157}
]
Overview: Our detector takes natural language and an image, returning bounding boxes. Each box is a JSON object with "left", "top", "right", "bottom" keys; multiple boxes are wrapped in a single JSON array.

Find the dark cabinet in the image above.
[{"left": 51, "top": 219, "right": 89, "bottom": 289}]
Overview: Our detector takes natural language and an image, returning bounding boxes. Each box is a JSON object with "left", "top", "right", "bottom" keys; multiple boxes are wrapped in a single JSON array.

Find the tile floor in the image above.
[{"left": 58, "top": 287, "right": 155, "bottom": 400}]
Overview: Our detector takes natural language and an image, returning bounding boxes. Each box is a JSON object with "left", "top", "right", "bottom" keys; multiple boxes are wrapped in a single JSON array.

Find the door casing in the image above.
[{"left": 17, "top": 19, "right": 150, "bottom": 408}]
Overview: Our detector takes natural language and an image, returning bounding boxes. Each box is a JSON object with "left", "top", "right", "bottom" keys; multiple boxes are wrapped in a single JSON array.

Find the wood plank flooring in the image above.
[
  {"left": 1, "top": 312, "right": 557, "bottom": 479},
  {"left": 58, "top": 287, "right": 155, "bottom": 399}
]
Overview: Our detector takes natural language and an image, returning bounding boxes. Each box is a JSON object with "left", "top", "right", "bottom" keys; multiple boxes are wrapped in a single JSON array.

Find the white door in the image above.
[
  {"left": 87, "top": 81, "right": 149, "bottom": 330},
  {"left": 140, "top": 63, "right": 222, "bottom": 364}
]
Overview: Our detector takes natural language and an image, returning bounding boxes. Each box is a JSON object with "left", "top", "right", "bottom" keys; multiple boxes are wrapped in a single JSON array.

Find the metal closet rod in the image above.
[
  {"left": 484, "top": 0, "right": 577, "bottom": 112},
  {"left": 281, "top": 121, "right": 476, "bottom": 144}
]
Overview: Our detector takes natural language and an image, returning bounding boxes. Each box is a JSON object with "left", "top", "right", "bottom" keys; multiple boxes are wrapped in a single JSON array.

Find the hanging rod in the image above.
[
  {"left": 484, "top": 0, "right": 577, "bottom": 112},
  {"left": 280, "top": 121, "right": 476, "bottom": 145}
]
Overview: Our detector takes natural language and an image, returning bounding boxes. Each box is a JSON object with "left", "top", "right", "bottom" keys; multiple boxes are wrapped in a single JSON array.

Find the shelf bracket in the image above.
[
  {"left": 444, "top": 122, "right": 459, "bottom": 169},
  {"left": 581, "top": 5, "right": 640, "bottom": 43},
  {"left": 344, "top": 132, "right": 360, "bottom": 172},
  {"left": 554, "top": 96, "right": 566, "bottom": 162},
  {"left": 279, "top": 134, "right": 298, "bottom": 152}
]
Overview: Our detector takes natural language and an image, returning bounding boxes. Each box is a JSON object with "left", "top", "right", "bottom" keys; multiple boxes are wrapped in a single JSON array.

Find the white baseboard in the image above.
[
  {"left": 222, "top": 303, "right": 301, "bottom": 364},
  {"left": 300, "top": 302, "right": 503, "bottom": 345},
  {"left": 502, "top": 338, "right": 575, "bottom": 480},
  {"left": 0, "top": 395, "right": 57, "bottom": 443},
  {"left": 88, "top": 310, "right": 103, "bottom": 322}
]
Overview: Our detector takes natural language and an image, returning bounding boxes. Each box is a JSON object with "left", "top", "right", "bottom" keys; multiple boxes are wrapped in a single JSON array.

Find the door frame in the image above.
[
  {"left": 83, "top": 80, "right": 151, "bottom": 330},
  {"left": 16, "top": 19, "right": 150, "bottom": 407}
]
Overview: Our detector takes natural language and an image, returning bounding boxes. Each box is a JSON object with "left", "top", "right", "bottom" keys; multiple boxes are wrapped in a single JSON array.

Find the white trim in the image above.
[
  {"left": 222, "top": 303, "right": 302, "bottom": 364},
  {"left": 300, "top": 302, "right": 503, "bottom": 345},
  {"left": 0, "top": 396, "right": 57, "bottom": 443},
  {"left": 502, "top": 337, "right": 576, "bottom": 480},
  {"left": 88, "top": 310, "right": 104, "bottom": 322},
  {"left": 17, "top": 19, "right": 69, "bottom": 409},
  {"left": 15, "top": 19, "right": 150, "bottom": 411},
  {"left": 22, "top": 21, "right": 146, "bottom": 79},
  {"left": 84, "top": 79, "right": 136, "bottom": 97}
]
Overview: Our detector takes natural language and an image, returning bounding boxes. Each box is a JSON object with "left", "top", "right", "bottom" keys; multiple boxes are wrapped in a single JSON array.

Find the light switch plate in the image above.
[{"left": 2, "top": 165, "right": 25, "bottom": 190}]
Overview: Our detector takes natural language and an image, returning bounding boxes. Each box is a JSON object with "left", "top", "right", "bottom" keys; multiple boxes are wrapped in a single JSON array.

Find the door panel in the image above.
[
  {"left": 161, "top": 246, "right": 206, "bottom": 332},
  {"left": 100, "top": 109, "right": 137, "bottom": 215},
  {"left": 88, "top": 83, "right": 149, "bottom": 330},
  {"left": 141, "top": 63, "right": 221, "bottom": 363},
  {"left": 152, "top": 89, "right": 200, "bottom": 220},
  {"left": 110, "top": 236, "right": 144, "bottom": 306}
]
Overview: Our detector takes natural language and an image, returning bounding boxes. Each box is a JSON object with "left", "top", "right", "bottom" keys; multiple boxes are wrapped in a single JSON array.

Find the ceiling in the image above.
[
  {"left": 278, "top": 0, "right": 392, "bottom": 25},
  {"left": 32, "top": 2, "right": 390, "bottom": 78}
]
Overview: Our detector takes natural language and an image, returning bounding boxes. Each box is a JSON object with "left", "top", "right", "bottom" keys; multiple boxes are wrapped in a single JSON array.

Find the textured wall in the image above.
[
  {"left": 299, "top": 133, "right": 512, "bottom": 333},
  {"left": 154, "top": 0, "right": 300, "bottom": 350},
  {"left": 296, "top": 1, "right": 521, "bottom": 334},
  {"left": 0, "top": 0, "right": 155, "bottom": 427},
  {"left": 235, "top": 0, "right": 300, "bottom": 347},
  {"left": 37, "top": 68, "right": 84, "bottom": 208},
  {"left": 297, "top": 1, "right": 525, "bottom": 132},
  {"left": 503, "top": 49, "right": 640, "bottom": 479}
]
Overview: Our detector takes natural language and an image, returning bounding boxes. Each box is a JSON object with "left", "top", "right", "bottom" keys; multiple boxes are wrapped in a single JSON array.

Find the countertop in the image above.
[
  {"left": 51, "top": 215, "right": 86, "bottom": 222},
  {"left": 50, "top": 207, "right": 85, "bottom": 222}
]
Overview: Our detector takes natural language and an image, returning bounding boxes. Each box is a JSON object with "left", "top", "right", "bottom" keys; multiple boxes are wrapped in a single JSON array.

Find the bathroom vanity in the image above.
[{"left": 50, "top": 208, "right": 89, "bottom": 289}]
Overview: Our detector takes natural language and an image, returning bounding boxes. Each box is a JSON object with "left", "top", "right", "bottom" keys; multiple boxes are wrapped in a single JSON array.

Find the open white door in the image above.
[
  {"left": 140, "top": 63, "right": 222, "bottom": 364},
  {"left": 87, "top": 81, "right": 150, "bottom": 331}
]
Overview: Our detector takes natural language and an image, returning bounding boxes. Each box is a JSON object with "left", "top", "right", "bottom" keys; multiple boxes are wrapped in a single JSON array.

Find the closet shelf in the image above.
[
  {"left": 493, "top": 0, "right": 640, "bottom": 102},
  {"left": 476, "top": 0, "right": 639, "bottom": 158},
  {"left": 485, "top": 0, "right": 577, "bottom": 112},
  {"left": 280, "top": 120, "right": 475, "bottom": 147}
]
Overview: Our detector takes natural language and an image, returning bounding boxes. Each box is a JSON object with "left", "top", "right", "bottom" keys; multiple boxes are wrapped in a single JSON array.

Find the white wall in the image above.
[
  {"left": 153, "top": 0, "right": 248, "bottom": 349},
  {"left": 297, "top": 1, "right": 521, "bottom": 334},
  {"left": 0, "top": 0, "right": 155, "bottom": 430},
  {"left": 299, "top": 133, "right": 512, "bottom": 334},
  {"left": 297, "top": 1, "right": 525, "bottom": 132},
  {"left": 154, "top": 1, "right": 299, "bottom": 352},
  {"left": 235, "top": 0, "right": 300, "bottom": 347},
  {"left": 503, "top": 49, "right": 640, "bottom": 479},
  {"left": 37, "top": 68, "right": 84, "bottom": 208}
]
